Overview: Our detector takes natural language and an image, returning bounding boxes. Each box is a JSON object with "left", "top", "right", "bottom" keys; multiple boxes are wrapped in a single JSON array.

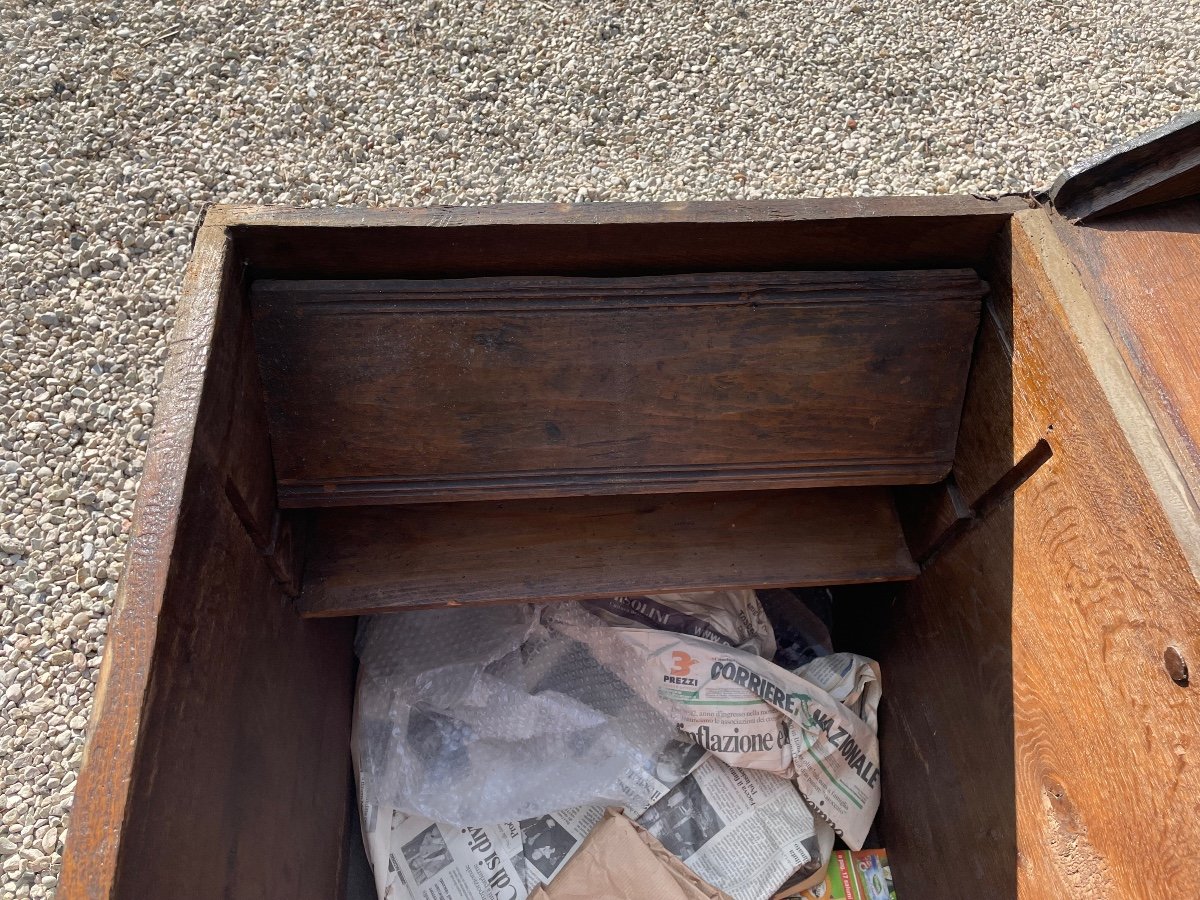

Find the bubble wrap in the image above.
[{"left": 353, "top": 602, "right": 679, "bottom": 826}]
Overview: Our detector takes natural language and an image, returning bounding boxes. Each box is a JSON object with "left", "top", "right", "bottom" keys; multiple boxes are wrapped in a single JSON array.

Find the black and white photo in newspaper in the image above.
[{"left": 637, "top": 755, "right": 830, "bottom": 900}]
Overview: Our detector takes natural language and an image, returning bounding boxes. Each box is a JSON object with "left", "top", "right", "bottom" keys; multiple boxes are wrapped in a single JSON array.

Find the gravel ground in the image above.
[{"left": 1, "top": 0, "right": 1198, "bottom": 895}]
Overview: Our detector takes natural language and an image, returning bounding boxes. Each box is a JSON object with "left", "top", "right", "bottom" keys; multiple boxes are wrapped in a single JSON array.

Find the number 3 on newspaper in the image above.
[{"left": 670, "top": 652, "right": 698, "bottom": 677}]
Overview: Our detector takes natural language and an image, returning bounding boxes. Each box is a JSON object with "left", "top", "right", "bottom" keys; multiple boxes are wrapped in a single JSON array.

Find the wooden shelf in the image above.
[
  {"left": 297, "top": 487, "right": 918, "bottom": 617},
  {"left": 253, "top": 269, "right": 984, "bottom": 507}
]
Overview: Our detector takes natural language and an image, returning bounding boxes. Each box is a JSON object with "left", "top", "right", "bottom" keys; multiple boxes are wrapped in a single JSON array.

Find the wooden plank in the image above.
[
  {"left": 214, "top": 197, "right": 1026, "bottom": 279},
  {"left": 1049, "top": 111, "right": 1200, "bottom": 222},
  {"left": 253, "top": 270, "right": 985, "bottom": 506},
  {"left": 1050, "top": 199, "right": 1200, "bottom": 558},
  {"left": 883, "top": 208, "right": 1200, "bottom": 900},
  {"left": 59, "top": 224, "right": 357, "bottom": 900},
  {"left": 211, "top": 196, "right": 1029, "bottom": 229},
  {"left": 298, "top": 488, "right": 918, "bottom": 617},
  {"left": 112, "top": 466, "right": 355, "bottom": 899},
  {"left": 59, "top": 223, "right": 237, "bottom": 900},
  {"left": 1004, "top": 210, "right": 1200, "bottom": 893},
  {"left": 951, "top": 296, "right": 1030, "bottom": 508},
  {"left": 877, "top": 492, "right": 1020, "bottom": 900}
]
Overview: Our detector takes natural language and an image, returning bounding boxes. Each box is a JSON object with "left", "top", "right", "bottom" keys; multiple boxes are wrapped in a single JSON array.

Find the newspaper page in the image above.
[
  {"left": 637, "top": 755, "right": 830, "bottom": 900},
  {"left": 794, "top": 652, "right": 881, "bottom": 733},
  {"left": 358, "top": 737, "right": 711, "bottom": 900},
  {"left": 600, "top": 627, "right": 881, "bottom": 849},
  {"left": 521, "top": 737, "right": 711, "bottom": 890},
  {"left": 586, "top": 591, "right": 777, "bottom": 658},
  {"left": 380, "top": 813, "right": 527, "bottom": 900},
  {"left": 519, "top": 804, "right": 605, "bottom": 890},
  {"left": 375, "top": 809, "right": 430, "bottom": 900},
  {"left": 611, "top": 736, "right": 712, "bottom": 817},
  {"left": 358, "top": 770, "right": 415, "bottom": 900}
]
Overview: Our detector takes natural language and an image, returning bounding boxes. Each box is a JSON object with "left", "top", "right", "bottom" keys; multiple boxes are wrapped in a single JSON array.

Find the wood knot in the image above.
[
  {"left": 1042, "top": 774, "right": 1081, "bottom": 831},
  {"left": 1164, "top": 646, "right": 1189, "bottom": 687}
]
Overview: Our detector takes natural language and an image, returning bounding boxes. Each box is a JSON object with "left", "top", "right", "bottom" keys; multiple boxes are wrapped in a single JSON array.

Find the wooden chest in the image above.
[{"left": 60, "top": 116, "right": 1200, "bottom": 899}]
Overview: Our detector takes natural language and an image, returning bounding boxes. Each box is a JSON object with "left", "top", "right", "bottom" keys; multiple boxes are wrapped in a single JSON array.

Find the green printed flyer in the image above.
[{"left": 790, "top": 849, "right": 896, "bottom": 900}]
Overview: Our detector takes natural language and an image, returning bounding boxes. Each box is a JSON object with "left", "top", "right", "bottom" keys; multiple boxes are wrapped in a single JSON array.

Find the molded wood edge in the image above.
[
  {"left": 255, "top": 268, "right": 981, "bottom": 506},
  {"left": 254, "top": 268, "right": 988, "bottom": 309},
  {"left": 277, "top": 462, "right": 952, "bottom": 508}
]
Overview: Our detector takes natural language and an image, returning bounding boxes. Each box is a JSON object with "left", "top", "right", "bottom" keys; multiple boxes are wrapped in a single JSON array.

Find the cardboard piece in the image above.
[{"left": 526, "top": 808, "right": 732, "bottom": 900}]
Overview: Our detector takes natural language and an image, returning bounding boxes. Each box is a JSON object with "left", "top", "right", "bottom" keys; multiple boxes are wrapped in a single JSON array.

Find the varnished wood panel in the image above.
[
  {"left": 253, "top": 270, "right": 985, "bottom": 506},
  {"left": 884, "top": 209, "right": 1200, "bottom": 900},
  {"left": 59, "top": 225, "right": 357, "bottom": 900},
  {"left": 299, "top": 488, "right": 917, "bottom": 617},
  {"left": 211, "top": 197, "right": 1026, "bottom": 279},
  {"left": 1051, "top": 199, "right": 1200, "bottom": 550}
]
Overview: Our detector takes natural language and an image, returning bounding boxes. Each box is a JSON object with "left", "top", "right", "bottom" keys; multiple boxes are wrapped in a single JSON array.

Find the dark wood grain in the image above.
[
  {"left": 298, "top": 487, "right": 917, "bottom": 616},
  {"left": 112, "top": 466, "right": 355, "bottom": 899},
  {"left": 878, "top": 493, "right": 1019, "bottom": 900},
  {"left": 59, "top": 224, "right": 357, "bottom": 900},
  {"left": 253, "top": 270, "right": 985, "bottom": 506},
  {"left": 892, "top": 477, "right": 973, "bottom": 564},
  {"left": 212, "top": 197, "right": 1027, "bottom": 279},
  {"left": 1049, "top": 111, "right": 1200, "bottom": 222}
]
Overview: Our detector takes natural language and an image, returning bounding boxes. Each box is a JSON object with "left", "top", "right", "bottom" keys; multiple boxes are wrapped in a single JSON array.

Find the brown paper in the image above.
[{"left": 526, "top": 808, "right": 733, "bottom": 900}]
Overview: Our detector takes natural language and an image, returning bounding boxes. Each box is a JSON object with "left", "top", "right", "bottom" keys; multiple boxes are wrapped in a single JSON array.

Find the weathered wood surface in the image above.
[
  {"left": 58, "top": 224, "right": 238, "bottom": 899},
  {"left": 1049, "top": 111, "right": 1200, "bottom": 222},
  {"left": 299, "top": 488, "right": 917, "bottom": 617},
  {"left": 253, "top": 270, "right": 985, "bottom": 506},
  {"left": 951, "top": 294, "right": 1028, "bottom": 508},
  {"left": 884, "top": 209, "right": 1200, "bottom": 900},
  {"left": 210, "top": 196, "right": 1026, "bottom": 278},
  {"left": 1050, "top": 198, "right": 1200, "bottom": 565},
  {"left": 59, "top": 225, "right": 357, "bottom": 900}
]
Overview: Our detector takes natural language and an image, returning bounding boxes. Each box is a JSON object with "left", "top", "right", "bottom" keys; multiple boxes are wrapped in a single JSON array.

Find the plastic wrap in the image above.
[
  {"left": 756, "top": 589, "right": 833, "bottom": 670},
  {"left": 354, "top": 593, "right": 880, "bottom": 899},
  {"left": 353, "top": 602, "right": 680, "bottom": 826}
]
